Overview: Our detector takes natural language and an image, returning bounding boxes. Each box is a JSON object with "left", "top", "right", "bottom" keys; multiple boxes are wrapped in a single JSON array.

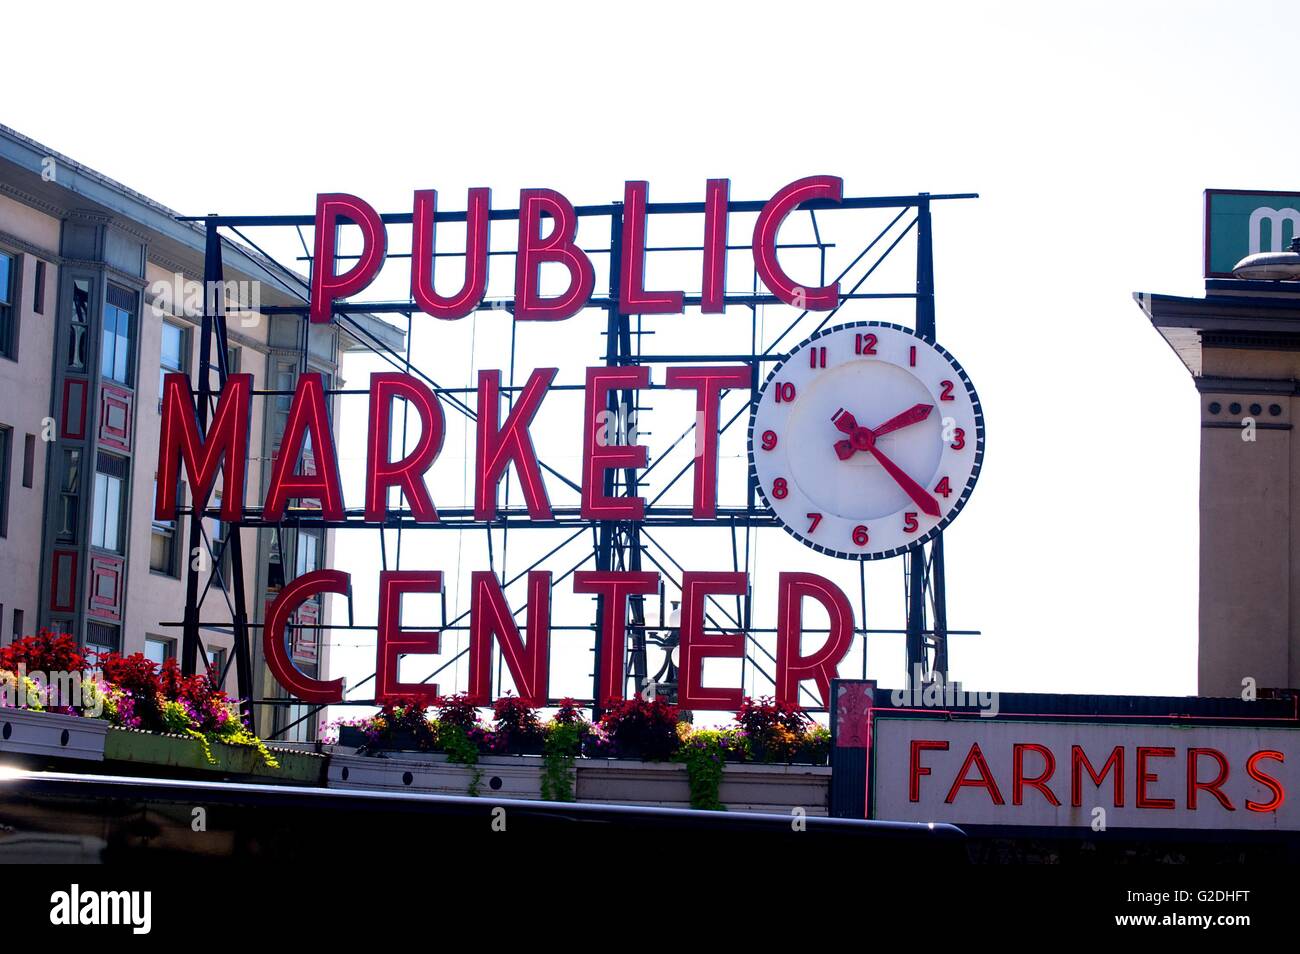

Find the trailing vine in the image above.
[
  {"left": 677, "top": 730, "right": 727, "bottom": 811},
  {"left": 541, "top": 722, "right": 582, "bottom": 801},
  {"left": 439, "top": 723, "right": 483, "bottom": 796}
]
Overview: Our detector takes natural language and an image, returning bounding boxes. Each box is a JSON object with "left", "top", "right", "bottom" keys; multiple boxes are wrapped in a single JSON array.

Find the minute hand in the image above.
[
  {"left": 871, "top": 403, "right": 933, "bottom": 438},
  {"left": 868, "top": 445, "right": 941, "bottom": 517}
]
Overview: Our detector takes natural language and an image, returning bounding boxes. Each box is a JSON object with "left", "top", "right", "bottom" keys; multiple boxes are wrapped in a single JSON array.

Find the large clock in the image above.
[{"left": 749, "top": 321, "right": 984, "bottom": 560}]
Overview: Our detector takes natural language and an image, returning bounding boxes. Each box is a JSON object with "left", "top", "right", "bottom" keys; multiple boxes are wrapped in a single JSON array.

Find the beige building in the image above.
[
  {"left": 0, "top": 124, "right": 401, "bottom": 739},
  {"left": 1139, "top": 281, "right": 1300, "bottom": 697}
]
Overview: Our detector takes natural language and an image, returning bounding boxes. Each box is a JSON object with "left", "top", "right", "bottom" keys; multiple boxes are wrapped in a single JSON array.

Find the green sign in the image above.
[{"left": 1205, "top": 189, "right": 1300, "bottom": 278}]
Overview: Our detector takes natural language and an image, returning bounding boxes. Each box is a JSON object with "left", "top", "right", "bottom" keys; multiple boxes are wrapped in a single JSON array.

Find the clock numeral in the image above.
[
  {"left": 808, "top": 347, "right": 827, "bottom": 369},
  {"left": 903, "top": 512, "right": 919, "bottom": 534},
  {"left": 772, "top": 477, "right": 789, "bottom": 500},
  {"left": 950, "top": 427, "right": 965, "bottom": 451},
  {"left": 852, "top": 525, "right": 870, "bottom": 547},
  {"left": 909, "top": 345, "right": 916, "bottom": 367},
  {"left": 806, "top": 512, "right": 822, "bottom": 533},
  {"left": 761, "top": 429, "right": 779, "bottom": 451},
  {"left": 855, "top": 333, "right": 878, "bottom": 355},
  {"left": 775, "top": 382, "right": 797, "bottom": 404},
  {"left": 939, "top": 380, "right": 955, "bottom": 401},
  {"left": 934, "top": 476, "right": 952, "bottom": 498}
]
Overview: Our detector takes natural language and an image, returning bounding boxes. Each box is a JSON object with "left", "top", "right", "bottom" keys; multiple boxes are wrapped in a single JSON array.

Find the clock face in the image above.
[{"left": 749, "top": 321, "right": 984, "bottom": 560}]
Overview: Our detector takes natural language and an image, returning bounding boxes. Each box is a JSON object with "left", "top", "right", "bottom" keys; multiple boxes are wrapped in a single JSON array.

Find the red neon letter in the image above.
[
  {"left": 1187, "top": 747, "right": 1234, "bottom": 811},
  {"left": 375, "top": 570, "right": 442, "bottom": 706},
  {"left": 573, "top": 570, "right": 659, "bottom": 708},
  {"left": 476, "top": 368, "right": 555, "bottom": 521},
  {"left": 1013, "top": 742, "right": 1061, "bottom": 807},
  {"left": 775, "top": 572, "right": 854, "bottom": 709},
  {"left": 1136, "top": 746, "right": 1176, "bottom": 809},
  {"left": 581, "top": 366, "right": 650, "bottom": 521},
  {"left": 910, "top": 739, "right": 949, "bottom": 802},
  {"left": 467, "top": 571, "right": 551, "bottom": 706},
  {"left": 752, "top": 175, "right": 842, "bottom": 310},
  {"left": 411, "top": 188, "right": 490, "bottom": 320},
  {"left": 264, "top": 373, "right": 345, "bottom": 521},
  {"left": 677, "top": 571, "right": 746, "bottom": 710},
  {"left": 1071, "top": 745, "right": 1125, "bottom": 808},
  {"left": 665, "top": 365, "right": 752, "bottom": 518},
  {"left": 619, "top": 181, "right": 684, "bottom": 315},
  {"left": 945, "top": 743, "right": 1005, "bottom": 805},
  {"left": 514, "top": 188, "right": 595, "bottom": 321},
  {"left": 264, "top": 569, "right": 346, "bottom": 703},
  {"left": 310, "top": 193, "right": 387, "bottom": 323},
  {"left": 700, "top": 178, "right": 730, "bottom": 314},
  {"left": 156, "top": 372, "right": 249, "bottom": 522},
  {"left": 365, "top": 373, "right": 444, "bottom": 523},
  {"left": 1246, "top": 750, "right": 1285, "bottom": 813}
]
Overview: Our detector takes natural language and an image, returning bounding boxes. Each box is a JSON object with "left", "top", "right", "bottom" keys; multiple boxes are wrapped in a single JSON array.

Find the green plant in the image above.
[
  {"left": 438, "top": 722, "right": 483, "bottom": 796},
  {"left": 541, "top": 721, "right": 583, "bottom": 802},
  {"left": 677, "top": 729, "right": 727, "bottom": 810}
]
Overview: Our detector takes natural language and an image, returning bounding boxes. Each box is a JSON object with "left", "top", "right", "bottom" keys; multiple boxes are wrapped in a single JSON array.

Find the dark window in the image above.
[
  {"left": 67, "top": 279, "right": 91, "bottom": 371},
  {"left": 22, "top": 433, "right": 34, "bottom": 488},
  {"left": 33, "top": 260, "right": 45, "bottom": 315},
  {"left": 0, "top": 427, "right": 10, "bottom": 538},
  {"left": 56, "top": 448, "right": 81, "bottom": 541},
  {"left": 0, "top": 252, "right": 14, "bottom": 359},
  {"left": 150, "top": 478, "right": 179, "bottom": 576},
  {"left": 11, "top": 609, "right": 23, "bottom": 641},
  {"left": 102, "top": 284, "right": 136, "bottom": 386}
]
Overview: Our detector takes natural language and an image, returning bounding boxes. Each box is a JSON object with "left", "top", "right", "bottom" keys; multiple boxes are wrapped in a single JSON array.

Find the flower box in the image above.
[
  {"left": 0, "top": 708, "right": 108, "bottom": 763},
  {"left": 104, "top": 728, "right": 325, "bottom": 783},
  {"left": 573, "top": 759, "right": 831, "bottom": 815},
  {"left": 327, "top": 750, "right": 544, "bottom": 798}
]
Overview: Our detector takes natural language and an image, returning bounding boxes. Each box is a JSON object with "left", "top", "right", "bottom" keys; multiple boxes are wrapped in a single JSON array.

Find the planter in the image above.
[
  {"left": 104, "top": 728, "right": 325, "bottom": 783},
  {"left": 574, "top": 759, "right": 831, "bottom": 815},
  {"left": 0, "top": 708, "right": 109, "bottom": 763},
  {"left": 327, "top": 750, "right": 544, "bottom": 798}
]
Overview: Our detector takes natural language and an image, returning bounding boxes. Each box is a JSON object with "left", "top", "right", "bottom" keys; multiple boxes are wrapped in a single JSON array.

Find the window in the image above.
[
  {"left": 0, "top": 427, "right": 10, "bottom": 538},
  {"left": 296, "top": 529, "right": 321, "bottom": 578},
  {"left": 91, "top": 453, "right": 127, "bottom": 553},
  {"left": 85, "top": 622, "right": 120, "bottom": 658},
  {"left": 0, "top": 252, "right": 14, "bottom": 359},
  {"left": 150, "top": 478, "right": 179, "bottom": 576},
  {"left": 22, "top": 433, "right": 34, "bottom": 488},
  {"left": 101, "top": 284, "right": 135, "bottom": 386},
  {"left": 12, "top": 609, "right": 23, "bottom": 641},
  {"left": 33, "top": 260, "right": 45, "bottom": 315},
  {"left": 67, "top": 279, "right": 91, "bottom": 371},
  {"left": 205, "top": 646, "right": 227, "bottom": 685},
  {"left": 159, "top": 321, "right": 187, "bottom": 408},
  {"left": 144, "top": 636, "right": 175, "bottom": 666},
  {"left": 56, "top": 449, "right": 81, "bottom": 541}
]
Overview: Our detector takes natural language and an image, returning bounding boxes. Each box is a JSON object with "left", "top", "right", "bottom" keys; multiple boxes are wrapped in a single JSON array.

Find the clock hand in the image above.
[
  {"left": 832, "top": 408, "right": 858, "bottom": 435},
  {"left": 834, "top": 439, "right": 856, "bottom": 460},
  {"left": 868, "top": 444, "right": 942, "bottom": 517},
  {"left": 870, "top": 403, "right": 934, "bottom": 438}
]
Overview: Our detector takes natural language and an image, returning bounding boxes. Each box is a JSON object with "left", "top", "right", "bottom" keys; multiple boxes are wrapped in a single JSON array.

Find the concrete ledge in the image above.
[{"left": 0, "top": 709, "right": 108, "bottom": 762}]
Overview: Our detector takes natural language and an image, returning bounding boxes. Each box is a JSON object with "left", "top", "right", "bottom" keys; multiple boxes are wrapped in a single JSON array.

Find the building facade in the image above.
[
  {"left": 0, "top": 125, "right": 401, "bottom": 739},
  {"left": 1139, "top": 198, "right": 1300, "bottom": 697}
]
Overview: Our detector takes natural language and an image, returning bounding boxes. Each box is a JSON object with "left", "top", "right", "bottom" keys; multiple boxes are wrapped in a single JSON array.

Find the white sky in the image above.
[{"left": 9, "top": 0, "right": 1299, "bottom": 711}]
